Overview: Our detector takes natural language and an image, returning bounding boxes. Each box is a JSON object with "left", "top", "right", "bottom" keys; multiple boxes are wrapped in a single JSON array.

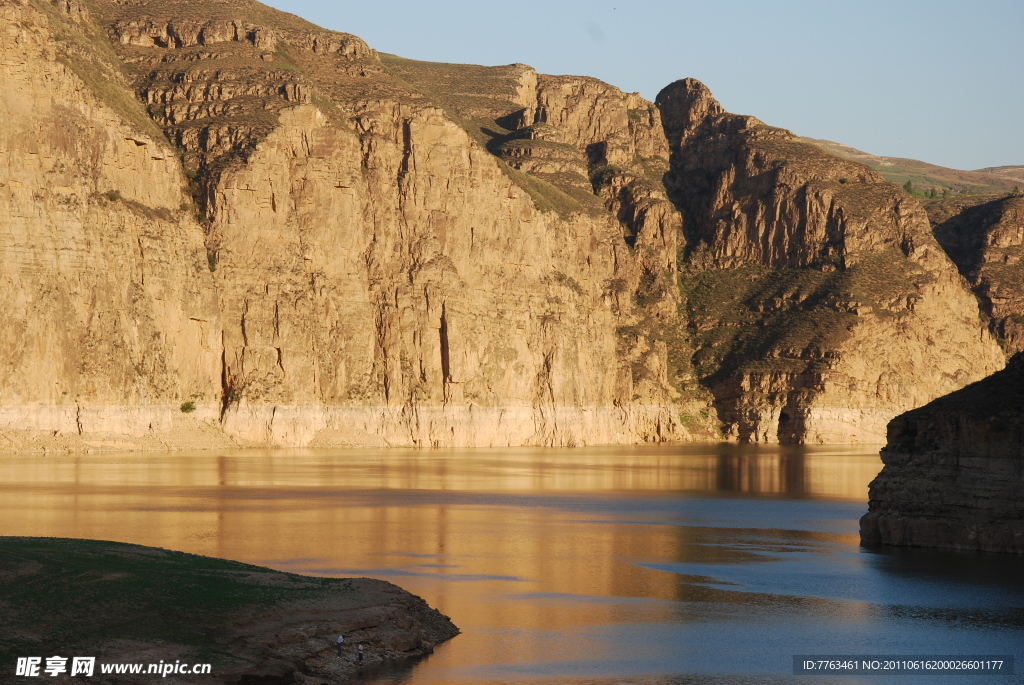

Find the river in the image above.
[{"left": 2, "top": 444, "right": 1022, "bottom": 684}]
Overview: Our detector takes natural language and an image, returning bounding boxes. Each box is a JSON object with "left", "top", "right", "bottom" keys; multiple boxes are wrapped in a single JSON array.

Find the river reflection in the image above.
[{"left": 1, "top": 444, "right": 1022, "bottom": 684}]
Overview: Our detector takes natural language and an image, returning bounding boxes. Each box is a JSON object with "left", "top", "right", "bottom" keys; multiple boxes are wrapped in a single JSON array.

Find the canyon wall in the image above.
[
  {"left": 860, "top": 353, "right": 1024, "bottom": 554},
  {"left": 0, "top": 0, "right": 1008, "bottom": 450},
  {"left": 0, "top": 0, "right": 699, "bottom": 449},
  {"left": 0, "top": 0, "right": 225, "bottom": 449},
  {"left": 926, "top": 194, "right": 1024, "bottom": 356},
  {"left": 658, "top": 79, "right": 1004, "bottom": 443}
]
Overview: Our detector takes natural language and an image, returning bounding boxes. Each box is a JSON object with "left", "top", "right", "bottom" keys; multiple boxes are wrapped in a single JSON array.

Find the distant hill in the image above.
[
  {"left": 976, "top": 165, "right": 1024, "bottom": 182},
  {"left": 800, "top": 138, "right": 1021, "bottom": 196}
]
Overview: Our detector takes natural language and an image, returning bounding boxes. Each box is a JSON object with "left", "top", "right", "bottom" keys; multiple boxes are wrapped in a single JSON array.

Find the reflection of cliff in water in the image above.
[
  {"left": 708, "top": 445, "right": 879, "bottom": 498},
  {"left": 4, "top": 446, "right": 1019, "bottom": 684}
]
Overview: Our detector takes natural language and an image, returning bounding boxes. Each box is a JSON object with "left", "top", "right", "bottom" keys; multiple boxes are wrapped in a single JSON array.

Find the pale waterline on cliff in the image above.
[
  {"left": 0, "top": 403, "right": 681, "bottom": 448},
  {"left": 0, "top": 403, "right": 910, "bottom": 448}
]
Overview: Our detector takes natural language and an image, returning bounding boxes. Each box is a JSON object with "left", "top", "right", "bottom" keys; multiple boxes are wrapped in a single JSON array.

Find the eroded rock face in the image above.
[
  {"left": 0, "top": 0, "right": 222, "bottom": 441},
  {"left": 927, "top": 195, "right": 1024, "bottom": 356},
  {"left": 0, "top": 0, "right": 1007, "bottom": 449},
  {"left": 860, "top": 354, "right": 1024, "bottom": 554},
  {"left": 0, "top": 0, "right": 702, "bottom": 449},
  {"left": 658, "top": 78, "right": 1005, "bottom": 443}
]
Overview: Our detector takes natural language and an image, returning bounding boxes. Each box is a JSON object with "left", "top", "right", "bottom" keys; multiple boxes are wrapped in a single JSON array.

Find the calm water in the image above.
[{"left": 1, "top": 444, "right": 1022, "bottom": 684}]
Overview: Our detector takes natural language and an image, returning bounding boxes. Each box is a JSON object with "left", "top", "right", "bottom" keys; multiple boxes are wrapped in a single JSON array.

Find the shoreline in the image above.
[{"left": 0, "top": 537, "right": 459, "bottom": 684}]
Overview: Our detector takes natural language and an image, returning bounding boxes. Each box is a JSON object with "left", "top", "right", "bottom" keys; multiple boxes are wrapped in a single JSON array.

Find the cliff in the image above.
[
  {"left": 926, "top": 194, "right": 1024, "bottom": 356},
  {"left": 0, "top": 0, "right": 703, "bottom": 449},
  {"left": 0, "top": 0, "right": 1006, "bottom": 449},
  {"left": 860, "top": 354, "right": 1024, "bottom": 554},
  {"left": 657, "top": 79, "right": 1004, "bottom": 443}
]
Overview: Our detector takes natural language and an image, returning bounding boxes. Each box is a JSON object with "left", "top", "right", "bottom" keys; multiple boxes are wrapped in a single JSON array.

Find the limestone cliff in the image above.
[
  {"left": 860, "top": 354, "right": 1024, "bottom": 554},
  {"left": 0, "top": 0, "right": 702, "bottom": 449},
  {"left": 926, "top": 194, "right": 1024, "bottom": 356},
  {"left": 0, "top": 0, "right": 1005, "bottom": 450},
  {"left": 0, "top": 0, "right": 222, "bottom": 445},
  {"left": 657, "top": 78, "right": 1005, "bottom": 443}
]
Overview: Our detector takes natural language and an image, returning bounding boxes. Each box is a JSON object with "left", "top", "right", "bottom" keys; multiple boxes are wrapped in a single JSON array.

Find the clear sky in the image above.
[{"left": 262, "top": 0, "right": 1022, "bottom": 170}]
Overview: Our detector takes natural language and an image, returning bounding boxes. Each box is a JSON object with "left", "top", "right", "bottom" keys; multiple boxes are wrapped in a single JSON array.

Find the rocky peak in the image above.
[
  {"left": 655, "top": 78, "right": 724, "bottom": 149},
  {"left": 659, "top": 79, "right": 1004, "bottom": 443}
]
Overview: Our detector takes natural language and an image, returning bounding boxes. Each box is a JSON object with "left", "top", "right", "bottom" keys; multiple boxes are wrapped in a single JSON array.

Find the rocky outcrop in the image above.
[
  {"left": 657, "top": 78, "right": 1005, "bottom": 443},
  {"left": 860, "top": 354, "right": 1024, "bottom": 554},
  {"left": 0, "top": 0, "right": 222, "bottom": 439},
  {"left": 926, "top": 194, "right": 1024, "bottom": 355}
]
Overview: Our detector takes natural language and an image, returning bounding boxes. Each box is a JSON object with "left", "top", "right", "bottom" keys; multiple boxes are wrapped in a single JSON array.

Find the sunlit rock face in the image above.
[
  {"left": 657, "top": 78, "right": 1004, "bottom": 444},
  {"left": 926, "top": 194, "right": 1024, "bottom": 356},
  {"left": 861, "top": 354, "right": 1024, "bottom": 554},
  {"left": 0, "top": 0, "right": 1005, "bottom": 449},
  {"left": 0, "top": 0, "right": 699, "bottom": 448}
]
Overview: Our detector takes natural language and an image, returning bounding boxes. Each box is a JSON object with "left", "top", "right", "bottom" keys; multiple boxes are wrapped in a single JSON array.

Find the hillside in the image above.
[
  {"left": 0, "top": 0, "right": 1010, "bottom": 447},
  {"left": 801, "top": 138, "right": 1021, "bottom": 196}
]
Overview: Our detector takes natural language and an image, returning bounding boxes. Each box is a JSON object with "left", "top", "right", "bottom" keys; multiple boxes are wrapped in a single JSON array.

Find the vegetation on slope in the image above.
[{"left": 802, "top": 137, "right": 1021, "bottom": 196}]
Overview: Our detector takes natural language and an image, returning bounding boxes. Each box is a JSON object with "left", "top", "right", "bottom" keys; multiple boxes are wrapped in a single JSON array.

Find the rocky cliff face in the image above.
[
  {"left": 0, "top": 0, "right": 222, "bottom": 445},
  {"left": 0, "top": 0, "right": 703, "bottom": 449},
  {"left": 860, "top": 354, "right": 1024, "bottom": 554},
  {"left": 657, "top": 79, "right": 1005, "bottom": 443},
  {"left": 0, "top": 0, "right": 1005, "bottom": 450},
  {"left": 926, "top": 194, "right": 1024, "bottom": 356}
]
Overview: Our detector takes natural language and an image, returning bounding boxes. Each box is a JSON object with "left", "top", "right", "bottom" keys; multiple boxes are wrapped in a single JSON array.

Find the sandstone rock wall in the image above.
[
  {"left": 0, "top": 0, "right": 1006, "bottom": 450},
  {"left": 860, "top": 353, "right": 1024, "bottom": 554},
  {"left": 210, "top": 99, "right": 682, "bottom": 446},
  {"left": 927, "top": 194, "right": 1024, "bottom": 355},
  {"left": 0, "top": 0, "right": 223, "bottom": 446},
  {"left": 659, "top": 78, "right": 1005, "bottom": 443},
  {"left": 0, "top": 0, "right": 697, "bottom": 449}
]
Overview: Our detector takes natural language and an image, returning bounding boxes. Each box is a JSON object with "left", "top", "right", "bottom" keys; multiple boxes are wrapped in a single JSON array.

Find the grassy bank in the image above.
[{"left": 0, "top": 537, "right": 458, "bottom": 683}]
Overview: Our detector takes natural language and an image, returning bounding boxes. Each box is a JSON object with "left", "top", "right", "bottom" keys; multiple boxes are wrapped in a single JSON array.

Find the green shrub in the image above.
[{"left": 180, "top": 401, "right": 196, "bottom": 413}]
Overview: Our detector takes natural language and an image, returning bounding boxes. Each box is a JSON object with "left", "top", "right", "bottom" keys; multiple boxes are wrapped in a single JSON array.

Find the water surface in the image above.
[{"left": 1, "top": 444, "right": 1021, "bottom": 684}]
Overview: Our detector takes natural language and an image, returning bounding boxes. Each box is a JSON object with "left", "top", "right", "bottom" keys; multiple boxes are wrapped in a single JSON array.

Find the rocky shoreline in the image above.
[
  {"left": 0, "top": 537, "right": 458, "bottom": 684},
  {"left": 860, "top": 354, "right": 1024, "bottom": 554}
]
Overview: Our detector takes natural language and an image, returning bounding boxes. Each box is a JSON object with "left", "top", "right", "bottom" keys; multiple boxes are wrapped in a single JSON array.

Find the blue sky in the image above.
[{"left": 262, "top": 0, "right": 1022, "bottom": 170}]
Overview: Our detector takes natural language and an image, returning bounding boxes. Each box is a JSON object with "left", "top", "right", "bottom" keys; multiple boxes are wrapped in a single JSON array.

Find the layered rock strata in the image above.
[
  {"left": 0, "top": 0, "right": 1006, "bottom": 449},
  {"left": 860, "top": 354, "right": 1024, "bottom": 554},
  {"left": 657, "top": 78, "right": 1005, "bottom": 443},
  {"left": 0, "top": 0, "right": 701, "bottom": 449}
]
